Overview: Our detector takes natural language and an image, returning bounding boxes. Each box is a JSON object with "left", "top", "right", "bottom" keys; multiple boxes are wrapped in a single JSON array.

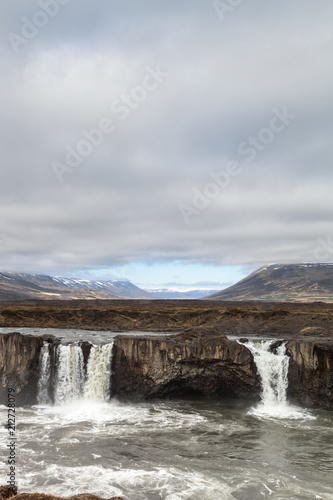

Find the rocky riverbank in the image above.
[{"left": 0, "top": 485, "right": 125, "bottom": 500}]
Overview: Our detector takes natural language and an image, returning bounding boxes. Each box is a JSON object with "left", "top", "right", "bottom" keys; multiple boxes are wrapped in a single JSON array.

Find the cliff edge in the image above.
[{"left": 0, "top": 331, "right": 332, "bottom": 410}]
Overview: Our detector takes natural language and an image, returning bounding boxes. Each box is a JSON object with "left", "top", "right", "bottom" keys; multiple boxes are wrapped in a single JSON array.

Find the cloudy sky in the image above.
[{"left": 1, "top": 0, "right": 332, "bottom": 290}]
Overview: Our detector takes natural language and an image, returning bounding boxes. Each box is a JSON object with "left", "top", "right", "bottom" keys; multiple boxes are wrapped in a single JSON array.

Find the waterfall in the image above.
[
  {"left": 84, "top": 342, "right": 114, "bottom": 401},
  {"left": 244, "top": 339, "right": 296, "bottom": 418},
  {"left": 37, "top": 342, "right": 52, "bottom": 405},
  {"left": 246, "top": 340, "right": 289, "bottom": 407},
  {"left": 38, "top": 342, "right": 114, "bottom": 405},
  {"left": 242, "top": 339, "right": 312, "bottom": 419},
  {"left": 54, "top": 345, "right": 85, "bottom": 405}
]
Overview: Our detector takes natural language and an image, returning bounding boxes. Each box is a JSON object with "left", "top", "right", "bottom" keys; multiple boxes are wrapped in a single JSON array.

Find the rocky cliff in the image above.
[
  {"left": 286, "top": 340, "right": 333, "bottom": 409},
  {"left": 0, "top": 332, "right": 43, "bottom": 405},
  {"left": 0, "top": 331, "right": 332, "bottom": 410},
  {"left": 111, "top": 331, "right": 259, "bottom": 400}
]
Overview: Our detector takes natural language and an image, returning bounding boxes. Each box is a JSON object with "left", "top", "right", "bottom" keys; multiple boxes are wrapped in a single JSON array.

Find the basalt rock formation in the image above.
[
  {"left": 286, "top": 340, "right": 333, "bottom": 409},
  {"left": 0, "top": 332, "right": 44, "bottom": 405},
  {"left": 0, "top": 330, "right": 332, "bottom": 409},
  {"left": 111, "top": 330, "right": 260, "bottom": 399}
]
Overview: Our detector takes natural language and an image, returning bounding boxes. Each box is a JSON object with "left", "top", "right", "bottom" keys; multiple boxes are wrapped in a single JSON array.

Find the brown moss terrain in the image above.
[{"left": 0, "top": 300, "right": 333, "bottom": 337}]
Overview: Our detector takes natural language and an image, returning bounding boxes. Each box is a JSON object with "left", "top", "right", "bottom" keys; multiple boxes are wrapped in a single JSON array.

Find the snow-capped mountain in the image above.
[{"left": 0, "top": 272, "right": 153, "bottom": 301}]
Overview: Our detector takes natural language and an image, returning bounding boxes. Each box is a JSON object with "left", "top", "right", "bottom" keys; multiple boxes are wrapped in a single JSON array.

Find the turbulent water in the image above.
[{"left": 1, "top": 329, "right": 333, "bottom": 499}]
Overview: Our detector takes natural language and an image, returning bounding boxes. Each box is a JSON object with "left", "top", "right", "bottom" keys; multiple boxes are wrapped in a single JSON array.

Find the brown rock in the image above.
[
  {"left": 2, "top": 492, "right": 126, "bottom": 500},
  {"left": 286, "top": 339, "right": 333, "bottom": 409},
  {"left": 299, "top": 327, "right": 328, "bottom": 336},
  {"left": 0, "top": 485, "right": 18, "bottom": 499},
  {"left": 0, "top": 332, "right": 44, "bottom": 405},
  {"left": 112, "top": 331, "right": 260, "bottom": 400}
]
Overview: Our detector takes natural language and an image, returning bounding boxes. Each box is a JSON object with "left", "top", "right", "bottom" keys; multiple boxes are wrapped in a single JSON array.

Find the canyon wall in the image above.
[
  {"left": 0, "top": 331, "right": 332, "bottom": 409},
  {"left": 111, "top": 331, "right": 259, "bottom": 400},
  {"left": 0, "top": 332, "right": 43, "bottom": 405},
  {"left": 286, "top": 340, "right": 333, "bottom": 410}
]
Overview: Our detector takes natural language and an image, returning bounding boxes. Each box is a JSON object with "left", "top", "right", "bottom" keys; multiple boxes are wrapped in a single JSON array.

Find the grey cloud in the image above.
[{"left": 1, "top": 0, "right": 333, "bottom": 274}]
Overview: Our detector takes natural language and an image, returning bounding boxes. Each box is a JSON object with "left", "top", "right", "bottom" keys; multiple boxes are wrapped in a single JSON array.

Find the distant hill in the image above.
[
  {"left": 207, "top": 264, "right": 333, "bottom": 302},
  {"left": 0, "top": 272, "right": 153, "bottom": 301},
  {"left": 144, "top": 288, "right": 218, "bottom": 299}
]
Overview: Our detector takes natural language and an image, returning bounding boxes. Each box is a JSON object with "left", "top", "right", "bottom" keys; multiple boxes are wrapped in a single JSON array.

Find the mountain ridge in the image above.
[
  {"left": 0, "top": 272, "right": 152, "bottom": 301},
  {"left": 0, "top": 272, "right": 218, "bottom": 301},
  {"left": 207, "top": 263, "right": 333, "bottom": 302}
]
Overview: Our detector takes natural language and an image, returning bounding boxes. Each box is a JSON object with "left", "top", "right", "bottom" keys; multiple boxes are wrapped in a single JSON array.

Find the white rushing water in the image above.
[
  {"left": 54, "top": 345, "right": 85, "bottom": 405},
  {"left": 0, "top": 398, "right": 331, "bottom": 499},
  {"left": 37, "top": 343, "right": 52, "bottom": 405},
  {"left": 84, "top": 342, "right": 113, "bottom": 401},
  {"left": 38, "top": 341, "right": 114, "bottom": 405},
  {"left": 245, "top": 339, "right": 313, "bottom": 419}
]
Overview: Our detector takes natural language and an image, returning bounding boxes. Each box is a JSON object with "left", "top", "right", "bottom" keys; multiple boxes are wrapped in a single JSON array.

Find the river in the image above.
[{"left": 0, "top": 328, "right": 332, "bottom": 499}]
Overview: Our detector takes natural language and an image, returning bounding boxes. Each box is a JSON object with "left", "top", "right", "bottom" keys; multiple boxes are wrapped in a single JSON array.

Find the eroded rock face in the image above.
[
  {"left": 1, "top": 331, "right": 332, "bottom": 410},
  {"left": 286, "top": 340, "right": 333, "bottom": 410},
  {"left": 112, "top": 331, "right": 260, "bottom": 400},
  {"left": 0, "top": 332, "right": 44, "bottom": 405}
]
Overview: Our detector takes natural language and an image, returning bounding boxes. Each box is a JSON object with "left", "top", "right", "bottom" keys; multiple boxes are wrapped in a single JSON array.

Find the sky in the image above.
[{"left": 1, "top": 0, "right": 332, "bottom": 291}]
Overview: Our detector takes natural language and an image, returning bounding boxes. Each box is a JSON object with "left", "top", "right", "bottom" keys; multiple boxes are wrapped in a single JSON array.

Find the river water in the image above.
[{"left": 0, "top": 329, "right": 333, "bottom": 499}]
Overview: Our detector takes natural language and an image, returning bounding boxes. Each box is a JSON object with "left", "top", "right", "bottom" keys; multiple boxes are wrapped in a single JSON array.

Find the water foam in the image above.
[
  {"left": 1, "top": 400, "right": 331, "bottom": 500},
  {"left": 19, "top": 462, "right": 231, "bottom": 500}
]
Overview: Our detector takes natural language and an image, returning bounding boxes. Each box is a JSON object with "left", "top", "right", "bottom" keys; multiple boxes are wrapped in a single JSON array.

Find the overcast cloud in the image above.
[{"left": 1, "top": 0, "right": 332, "bottom": 286}]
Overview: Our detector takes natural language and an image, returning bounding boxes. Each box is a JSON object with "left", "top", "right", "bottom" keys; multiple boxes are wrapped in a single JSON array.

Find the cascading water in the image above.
[
  {"left": 38, "top": 341, "right": 114, "bottom": 405},
  {"left": 247, "top": 340, "right": 289, "bottom": 406},
  {"left": 37, "top": 342, "right": 52, "bottom": 405},
  {"left": 84, "top": 342, "right": 114, "bottom": 401},
  {"left": 54, "top": 345, "right": 85, "bottom": 405},
  {"left": 244, "top": 339, "right": 311, "bottom": 419}
]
